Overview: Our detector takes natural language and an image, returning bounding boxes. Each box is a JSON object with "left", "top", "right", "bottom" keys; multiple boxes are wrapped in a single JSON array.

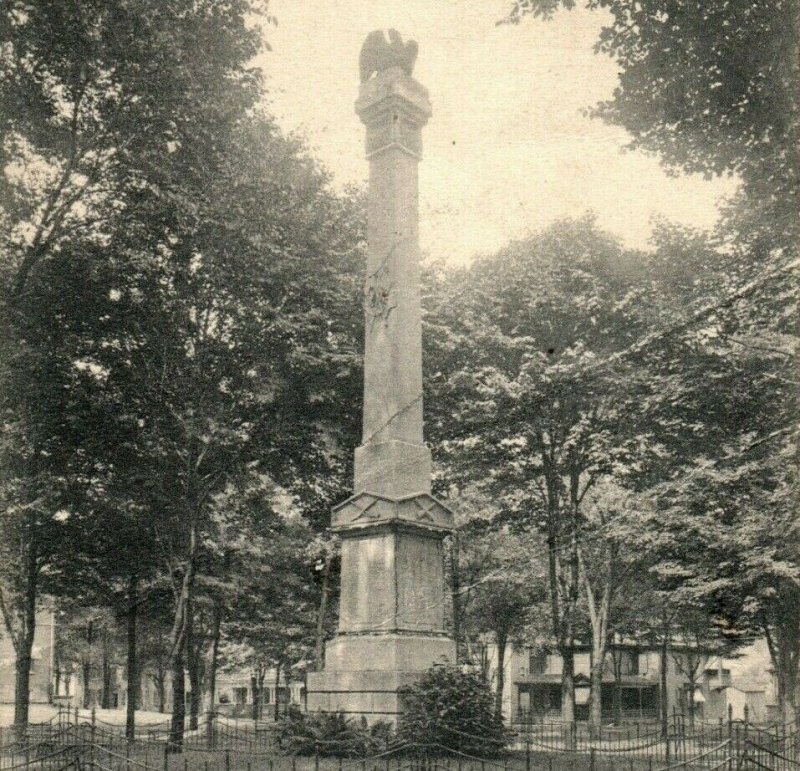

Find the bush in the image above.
[
  {"left": 398, "top": 665, "right": 508, "bottom": 757},
  {"left": 275, "top": 706, "right": 394, "bottom": 757}
]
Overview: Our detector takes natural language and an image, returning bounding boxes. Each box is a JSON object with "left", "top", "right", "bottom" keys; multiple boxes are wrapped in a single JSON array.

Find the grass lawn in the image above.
[{"left": 0, "top": 703, "right": 173, "bottom": 728}]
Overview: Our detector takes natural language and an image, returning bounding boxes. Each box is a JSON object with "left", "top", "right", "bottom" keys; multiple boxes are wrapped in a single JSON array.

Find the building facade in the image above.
[
  {"left": 486, "top": 639, "right": 776, "bottom": 726},
  {"left": 0, "top": 609, "right": 56, "bottom": 704}
]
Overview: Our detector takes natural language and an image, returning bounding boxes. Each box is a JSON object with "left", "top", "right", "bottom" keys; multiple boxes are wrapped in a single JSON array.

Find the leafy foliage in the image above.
[
  {"left": 276, "top": 707, "right": 393, "bottom": 757},
  {"left": 398, "top": 666, "right": 507, "bottom": 756},
  {"left": 502, "top": 0, "right": 798, "bottom": 207}
]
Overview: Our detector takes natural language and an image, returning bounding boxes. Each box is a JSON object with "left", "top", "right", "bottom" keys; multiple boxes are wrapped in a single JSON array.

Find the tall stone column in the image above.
[{"left": 305, "top": 31, "right": 455, "bottom": 721}]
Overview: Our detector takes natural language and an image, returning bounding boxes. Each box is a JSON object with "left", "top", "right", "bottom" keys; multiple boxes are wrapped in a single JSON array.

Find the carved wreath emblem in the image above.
[{"left": 364, "top": 262, "right": 396, "bottom": 324}]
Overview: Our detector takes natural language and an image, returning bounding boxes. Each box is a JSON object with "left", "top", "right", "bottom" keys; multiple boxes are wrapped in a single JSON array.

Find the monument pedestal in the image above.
[
  {"left": 306, "top": 500, "right": 456, "bottom": 721},
  {"left": 307, "top": 633, "right": 455, "bottom": 718}
]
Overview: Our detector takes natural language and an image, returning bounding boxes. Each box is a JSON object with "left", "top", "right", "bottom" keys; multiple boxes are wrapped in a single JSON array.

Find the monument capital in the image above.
[{"left": 356, "top": 67, "right": 431, "bottom": 159}]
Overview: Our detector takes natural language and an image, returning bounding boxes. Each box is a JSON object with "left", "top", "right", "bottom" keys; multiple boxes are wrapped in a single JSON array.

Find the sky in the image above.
[{"left": 258, "top": 0, "right": 738, "bottom": 265}]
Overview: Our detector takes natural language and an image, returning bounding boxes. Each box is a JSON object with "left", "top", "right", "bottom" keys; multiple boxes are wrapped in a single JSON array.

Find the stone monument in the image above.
[{"left": 305, "top": 30, "right": 455, "bottom": 721}]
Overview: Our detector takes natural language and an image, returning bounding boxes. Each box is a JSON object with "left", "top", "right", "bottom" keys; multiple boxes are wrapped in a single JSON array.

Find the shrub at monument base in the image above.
[
  {"left": 398, "top": 665, "right": 508, "bottom": 756},
  {"left": 276, "top": 707, "right": 394, "bottom": 757}
]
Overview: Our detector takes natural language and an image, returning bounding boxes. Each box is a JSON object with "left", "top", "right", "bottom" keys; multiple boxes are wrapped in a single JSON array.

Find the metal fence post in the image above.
[
  {"left": 525, "top": 739, "right": 530, "bottom": 771},
  {"left": 589, "top": 747, "right": 596, "bottom": 771},
  {"left": 91, "top": 707, "right": 96, "bottom": 768},
  {"left": 206, "top": 709, "right": 214, "bottom": 749},
  {"left": 163, "top": 742, "right": 169, "bottom": 771}
]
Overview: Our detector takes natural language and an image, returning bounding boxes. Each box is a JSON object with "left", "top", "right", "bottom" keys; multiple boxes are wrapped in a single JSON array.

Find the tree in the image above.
[
  {"left": 222, "top": 502, "right": 321, "bottom": 721},
  {"left": 309, "top": 534, "right": 340, "bottom": 673},
  {"left": 425, "top": 216, "right": 656, "bottom": 734},
  {"left": 0, "top": 0, "right": 273, "bottom": 734},
  {"left": 0, "top": 321, "right": 77, "bottom": 733},
  {"left": 502, "top": 0, "right": 799, "bottom": 719},
  {"left": 576, "top": 480, "right": 650, "bottom": 736},
  {"left": 5, "top": 101, "right": 363, "bottom": 747},
  {"left": 502, "top": 0, "right": 799, "bottom": 249},
  {"left": 638, "top": 222, "right": 799, "bottom": 725},
  {"left": 459, "top": 526, "right": 546, "bottom": 718},
  {"left": 0, "top": 0, "right": 270, "bottom": 299},
  {"left": 138, "top": 610, "right": 174, "bottom": 714}
]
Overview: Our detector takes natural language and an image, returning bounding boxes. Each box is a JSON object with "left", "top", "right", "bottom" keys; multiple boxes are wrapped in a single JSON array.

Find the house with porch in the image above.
[{"left": 485, "top": 638, "right": 774, "bottom": 726}]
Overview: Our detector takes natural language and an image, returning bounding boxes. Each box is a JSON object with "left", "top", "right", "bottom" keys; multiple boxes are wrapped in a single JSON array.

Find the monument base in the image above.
[{"left": 306, "top": 633, "right": 455, "bottom": 722}]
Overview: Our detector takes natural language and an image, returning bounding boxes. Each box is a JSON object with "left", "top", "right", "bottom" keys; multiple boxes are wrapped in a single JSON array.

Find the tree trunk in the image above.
[
  {"left": 558, "top": 469, "right": 581, "bottom": 748},
  {"left": 169, "top": 650, "right": 186, "bottom": 750},
  {"left": 82, "top": 660, "right": 92, "bottom": 709},
  {"left": 101, "top": 628, "right": 112, "bottom": 709},
  {"left": 188, "top": 677, "right": 201, "bottom": 730},
  {"left": 186, "top": 597, "right": 200, "bottom": 731},
  {"left": 125, "top": 574, "right": 138, "bottom": 742},
  {"left": 273, "top": 666, "right": 281, "bottom": 721},
  {"left": 8, "top": 500, "right": 41, "bottom": 737},
  {"left": 167, "top": 524, "right": 196, "bottom": 747},
  {"left": 153, "top": 670, "right": 166, "bottom": 714},
  {"left": 206, "top": 601, "right": 222, "bottom": 716},
  {"left": 251, "top": 674, "right": 259, "bottom": 721},
  {"left": 589, "top": 657, "right": 604, "bottom": 738},
  {"left": 610, "top": 651, "right": 623, "bottom": 725},
  {"left": 561, "top": 646, "right": 576, "bottom": 749},
  {"left": 613, "top": 680, "right": 622, "bottom": 725},
  {"left": 451, "top": 532, "right": 462, "bottom": 664},
  {"left": 660, "top": 633, "right": 669, "bottom": 740},
  {"left": 495, "top": 631, "right": 507, "bottom": 718},
  {"left": 763, "top": 607, "right": 800, "bottom": 727},
  {"left": 315, "top": 556, "right": 332, "bottom": 671},
  {"left": 582, "top": 554, "right": 613, "bottom": 740},
  {"left": 83, "top": 619, "right": 94, "bottom": 709},
  {"left": 687, "top": 667, "right": 698, "bottom": 731},
  {"left": 465, "top": 632, "right": 475, "bottom": 665},
  {"left": 13, "top": 646, "right": 33, "bottom": 738}
]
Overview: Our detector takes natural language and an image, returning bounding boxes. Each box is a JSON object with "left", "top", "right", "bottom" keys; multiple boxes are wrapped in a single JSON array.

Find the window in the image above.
[
  {"left": 529, "top": 651, "right": 547, "bottom": 675},
  {"left": 234, "top": 687, "right": 248, "bottom": 704},
  {"left": 614, "top": 651, "right": 639, "bottom": 675}
]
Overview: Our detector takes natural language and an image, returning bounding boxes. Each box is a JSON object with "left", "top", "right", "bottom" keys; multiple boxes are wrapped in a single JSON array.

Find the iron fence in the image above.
[{"left": 1, "top": 708, "right": 797, "bottom": 771}]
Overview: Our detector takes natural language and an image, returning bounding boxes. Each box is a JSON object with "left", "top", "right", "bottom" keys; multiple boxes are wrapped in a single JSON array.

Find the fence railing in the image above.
[{"left": 1, "top": 708, "right": 797, "bottom": 771}]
